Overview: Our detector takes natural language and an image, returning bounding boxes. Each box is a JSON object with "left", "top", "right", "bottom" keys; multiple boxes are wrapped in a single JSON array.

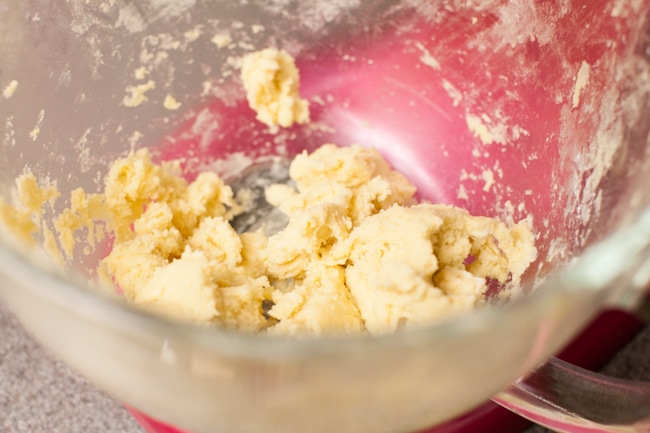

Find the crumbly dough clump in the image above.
[
  {"left": 0, "top": 144, "right": 537, "bottom": 336},
  {"left": 0, "top": 174, "right": 57, "bottom": 269},
  {"left": 240, "top": 48, "right": 310, "bottom": 132}
]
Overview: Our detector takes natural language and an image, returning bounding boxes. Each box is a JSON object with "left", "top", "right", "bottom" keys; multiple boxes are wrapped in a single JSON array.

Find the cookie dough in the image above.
[
  {"left": 56, "top": 150, "right": 270, "bottom": 331},
  {"left": 0, "top": 144, "right": 537, "bottom": 336},
  {"left": 240, "top": 48, "right": 310, "bottom": 132},
  {"left": 263, "top": 145, "right": 536, "bottom": 334},
  {"left": 0, "top": 172, "right": 60, "bottom": 250}
]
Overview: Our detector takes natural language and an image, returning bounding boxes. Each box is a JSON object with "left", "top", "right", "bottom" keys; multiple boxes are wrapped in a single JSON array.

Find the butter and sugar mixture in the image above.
[{"left": 0, "top": 144, "right": 537, "bottom": 336}]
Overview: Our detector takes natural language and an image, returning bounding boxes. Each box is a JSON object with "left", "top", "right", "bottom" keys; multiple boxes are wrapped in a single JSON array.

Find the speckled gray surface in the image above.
[
  {"left": 0, "top": 303, "right": 142, "bottom": 433},
  {"left": 1, "top": 301, "right": 648, "bottom": 433}
]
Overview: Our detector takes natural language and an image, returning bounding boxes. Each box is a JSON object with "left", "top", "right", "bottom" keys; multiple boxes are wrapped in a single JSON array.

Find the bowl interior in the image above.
[
  {"left": 1, "top": 1, "right": 649, "bottom": 283},
  {"left": 1, "top": 1, "right": 650, "bottom": 432}
]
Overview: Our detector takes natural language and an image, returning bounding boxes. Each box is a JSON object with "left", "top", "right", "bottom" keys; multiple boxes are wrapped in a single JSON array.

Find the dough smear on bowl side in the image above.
[{"left": 240, "top": 48, "right": 310, "bottom": 134}]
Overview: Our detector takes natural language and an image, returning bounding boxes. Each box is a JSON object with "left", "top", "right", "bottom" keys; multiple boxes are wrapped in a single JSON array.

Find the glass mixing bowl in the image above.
[{"left": 0, "top": 1, "right": 649, "bottom": 433}]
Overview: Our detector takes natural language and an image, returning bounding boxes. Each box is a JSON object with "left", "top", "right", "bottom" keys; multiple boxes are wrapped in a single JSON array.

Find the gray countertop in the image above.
[
  {"left": 0, "top": 303, "right": 142, "bottom": 433},
  {"left": 1, "top": 302, "right": 648, "bottom": 433}
]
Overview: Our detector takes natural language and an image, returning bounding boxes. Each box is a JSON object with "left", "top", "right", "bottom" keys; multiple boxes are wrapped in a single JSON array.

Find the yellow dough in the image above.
[
  {"left": 0, "top": 172, "right": 59, "bottom": 250},
  {"left": 263, "top": 145, "right": 536, "bottom": 334},
  {"left": 0, "top": 144, "right": 537, "bottom": 336},
  {"left": 240, "top": 48, "right": 310, "bottom": 132}
]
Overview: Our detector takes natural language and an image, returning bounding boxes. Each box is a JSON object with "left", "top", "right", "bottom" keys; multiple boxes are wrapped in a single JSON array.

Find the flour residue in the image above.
[
  {"left": 206, "top": 152, "right": 256, "bottom": 180},
  {"left": 481, "top": 169, "right": 495, "bottom": 192},
  {"left": 610, "top": 0, "right": 645, "bottom": 17},
  {"left": 211, "top": 34, "right": 232, "bottom": 48},
  {"left": 4, "top": 116, "right": 16, "bottom": 148},
  {"left": 123, "top": 80, "right": 156, "bottom": 107},
  {"left": 572, "top": 61, "right": 590, "bottom": 108},
  {"left": 29, "top": 110, "right": 45, "bottom": 142},
  {"left": 134, "top": 66, "right": 149, "bottom": 80},
  {"left": 465, "top": 111, "right": 529, "bottom": 146},
  {"left": 186, "top": 107, "right": 220, "bottom": 151},
  {"left": 465, "top": 113, "right": 508, "bottom": 145},
  {"left": 415, "top": 42, "right": 441, "bottom": 71},
  {"left": 184, "top": 25, "right": 203, "bottom": 42},
  {"left": 115, "top": 3, "right": 146, "bottom": 33},
  {"left": 471, "top": 1, "right": 561, "bottom": 50},
  {"left": 260, "top": 0, "right": 362, "bottom": 32},
  {"left": 2, "top": 80, "right": 18, "bottom": 99},
  {"left": 441, "top": 79, "right": 462, "bottom": 107},
  {"left": 163, "top": 95, "right": 182, "bottom": 110},
  {"left": 115, "top": 0, "right": 196, "bottom": 33},
  {"left": 74, "top": 128, "right": 94, "bottom": 173}
]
